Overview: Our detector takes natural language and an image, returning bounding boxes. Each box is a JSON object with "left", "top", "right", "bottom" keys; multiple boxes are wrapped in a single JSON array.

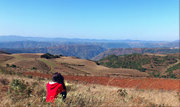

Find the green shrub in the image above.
[
  {"left": 41, "top": 53, "right": 61, "bottom": 59},
  {"left": 117, "top": 89, "right": 128, "bottom": 97},
  {"left": 11, "top": 79, "right": 27, "bottom": 92},
  {"left": 10, "top": 64, "right": 17, "bottom": 68},
  {"left": 28, "top": 75, "right": 33, "bottom": 78},
  {"left": 99, "top": 54, "right": 150, "bottom": 72},
  {"left": 152, "top": 72, "right": 160, "bottom": 78},
  {"left": 9, "top": 79, "right": 32, "bottom": 102},
  {"left": 6, "top": 64, "right": 9, "bottom": 67},
  {"left": 166, "top": 63, "right": 180, "bottom": 73},
  {"left": 0, "top": 67, "right": 15, "bottom": 75},
  {"left": 31, "top": 67, "right": 37, "bottom": 70},
  {"left": 165, "top": 63, "right": 179, "bottom": 79}
]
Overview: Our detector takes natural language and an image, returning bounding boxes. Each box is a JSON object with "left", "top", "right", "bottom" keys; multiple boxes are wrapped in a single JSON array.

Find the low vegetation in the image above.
[
  {"left": 99, "top": 54, "right": 150, "bottom": 72},
  {"left": 0, "top": 73, "right": 179, "bottom": 107},
  {"left": 40, "top": 53, "right": 62, "bottom": 59},
  {"left": 93, "top": 48, "right": 180, "bottom": 60},
  {"left": 0, "top": 53, "right": 179, "bottom": 106},
  {"left": 165, "top": 63, "right": 180, "bottom": 79},
  {"left": 6, "top": 64, "right": 17, "bottom": 68},
  {"left": 99, "top": 53, "right": 179, "bottom": 78}
]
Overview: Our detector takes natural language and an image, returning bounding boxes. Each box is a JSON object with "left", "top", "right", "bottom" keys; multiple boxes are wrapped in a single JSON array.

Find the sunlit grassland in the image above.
[
  {"left": 37, "top": 58, "right": 56, "bottom": 72},
  {"left": 0, "top": 73, "right": 179, "bottom": 107}
]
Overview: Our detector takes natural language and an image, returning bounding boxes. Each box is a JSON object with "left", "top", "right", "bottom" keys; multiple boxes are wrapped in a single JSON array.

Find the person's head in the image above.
[{"left": 52, "top": 72, "right": 64, "bottom": 84}]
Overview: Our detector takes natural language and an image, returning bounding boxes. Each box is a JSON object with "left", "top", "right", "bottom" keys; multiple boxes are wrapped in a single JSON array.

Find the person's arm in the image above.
[
  {"left": 60, "top": 91, "right": 67, "bottom": 100},
  {"left": 60, "top": 82, "right": 67, "bottom": 100}
]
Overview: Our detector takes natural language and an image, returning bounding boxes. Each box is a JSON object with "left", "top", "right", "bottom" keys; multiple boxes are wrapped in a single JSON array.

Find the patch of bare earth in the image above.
[{"left": 23, "top": 72, "right": 180, "bottom": 91}]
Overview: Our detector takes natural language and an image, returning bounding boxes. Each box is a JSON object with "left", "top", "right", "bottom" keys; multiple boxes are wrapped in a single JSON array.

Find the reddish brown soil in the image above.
[{"left": 23, "top": 72, "right": 180, "bottom": 91}]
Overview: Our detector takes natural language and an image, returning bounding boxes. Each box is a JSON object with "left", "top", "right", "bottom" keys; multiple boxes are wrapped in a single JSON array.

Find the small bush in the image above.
[
  {"left": 0, "top": 78, "right": 9, "bottom": 85},
  {"left": 6, "top": 64, "right": 9, "bottom": 67},
  {"left": 11, "top": 79, "right": 27, "bottom": 92},
  {"left": 177, "top": 92, "right": 180, "bottom": 102},
  {"left": 0, "top": 67, "right": 15, "bottom": 75},
  {"left": 28, "top": 75, "right": 33, "bottom": 78},
  {"left": 9, "top": 79, "right": 32, "bottom": 102},
  {"left": 10, "top": 64, "right": 17, "bottom": 68},
  {"left": 117, "top": 89, "right": 128, "bottom": 97},
  {"left": 31, "top": 67, "right": 37, "bottom": 70}
]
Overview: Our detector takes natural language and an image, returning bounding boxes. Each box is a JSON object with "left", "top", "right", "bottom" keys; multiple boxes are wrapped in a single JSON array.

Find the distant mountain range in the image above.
[
  {"left": 0, "top": 35, "right": 179, "bottom": 59},
  {"left": 0, "top": 45, "right": 106, "bottom": 59},
  {"left": 0, "top": 35, "right": 179, "bottom": 48}
]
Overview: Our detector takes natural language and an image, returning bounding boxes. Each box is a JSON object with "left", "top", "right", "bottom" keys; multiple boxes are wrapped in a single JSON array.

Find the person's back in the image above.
[{"left": 46, "top": 72, "right": 67, "bottom": 103}]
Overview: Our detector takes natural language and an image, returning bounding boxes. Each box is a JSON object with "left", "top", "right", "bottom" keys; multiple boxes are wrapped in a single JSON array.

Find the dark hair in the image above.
[{"left": 52, "top": 72, "right": 66, "bottom": 90}]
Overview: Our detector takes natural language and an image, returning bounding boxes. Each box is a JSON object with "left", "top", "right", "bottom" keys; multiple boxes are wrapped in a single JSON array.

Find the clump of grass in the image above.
[
  {"left": 177, "top": 92, "right": 180, "bottom": 102},
  {"left": 31, "top": 67, "right": 37, "bottom": 70},
  {"left": 0, "top": 67, "right": 20, "bottom": 75},
  {"left": 0, "top": 78, "right": 9, "bottom": 85},
  {"left": 117, "top": 89, "right": 128, "bottom": 97},
  {"left": 0, "top": 74, "right": 179, "bottom": 107},
  {"left": 9, "top": 79, "right": 33, "bottom": 102},
  {"left": 27, "top": 75, "right": 33, "bottom": 78},
  {"left": 6, "top": 64, "right": 10, "bottom": 67},
  {"left": 65, "top": 92, "right": 103, "bottom": 107}
]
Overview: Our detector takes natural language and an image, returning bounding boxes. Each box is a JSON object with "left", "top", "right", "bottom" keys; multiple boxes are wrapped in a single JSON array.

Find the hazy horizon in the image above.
[
  {"left": 0, "top": 0, "right": 179, "bottom": 41},
  {"left": 0, "top": 35, "right": 179, "bottom": 42}
]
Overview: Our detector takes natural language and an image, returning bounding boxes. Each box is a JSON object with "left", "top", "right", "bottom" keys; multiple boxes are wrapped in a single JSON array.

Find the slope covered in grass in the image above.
[
  {"left": 0, "top": 53, "right": 149, "bottom": 77},
  {"left": 0, "top": 73, "right": 179, "bottom": 107},
  {"left": 99, "top": 53, "right": 179, "bottom": 78}
]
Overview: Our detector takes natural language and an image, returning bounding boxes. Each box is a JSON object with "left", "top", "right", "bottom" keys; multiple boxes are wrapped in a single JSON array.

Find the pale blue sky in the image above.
[{"left": 0, "top": 0, "right": 179, "bottom": 41}]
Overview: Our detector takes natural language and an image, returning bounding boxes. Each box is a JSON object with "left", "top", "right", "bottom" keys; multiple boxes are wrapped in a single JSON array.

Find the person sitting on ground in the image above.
[{"left": 46, "top": 72, "right": 67, "bottom": 103}]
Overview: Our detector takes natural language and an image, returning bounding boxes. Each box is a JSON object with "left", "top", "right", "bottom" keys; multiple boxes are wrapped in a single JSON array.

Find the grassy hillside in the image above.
[
  {"left": 0, "top": 73, "right": 179, "bottom": 107},
  {"left": 98, "top": 53, "right": 180, "bottom": 79},
  {"left": 0, "top": 53, "right": 148, "bottom": 78},
  {"left": 0, "top": 53, "right": 179, "bottom": 106},
  {"left": 166, "top": 62, "right": 180, "bottom": 78},
  {"left": 0, "top": 53, "right": 179, "bottom": 79}
]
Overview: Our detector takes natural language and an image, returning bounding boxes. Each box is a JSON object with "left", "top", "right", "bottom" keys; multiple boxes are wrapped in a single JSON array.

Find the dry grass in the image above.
[
  {"left": 54, "top": 56, "right": 148, "bottom": 77},
  {"left": 0, "top": 73, "right": 179, "bottom": 107},
  {"left": 0, "top": 54, "right": 149, "bottom": 77}
]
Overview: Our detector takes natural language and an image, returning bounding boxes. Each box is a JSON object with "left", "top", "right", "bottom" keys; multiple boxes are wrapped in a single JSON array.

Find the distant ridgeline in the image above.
[
  {"left": 0, "top": 47, "right": 179, "bottom": 60},
  {"left": 93, "top": 48, "right": 180, "bottom": 60},
  {"left": 98, "top": 53, "right": 180, "bottom": 79},
  {"left": 0, "top": 45, "right": 106, "bottom": 60},
  {"left": 0, "top": 36, "right": 179, "bottom": 60},
  {"left": 0, "top": 50, "right": 11, "bottom": 54}
]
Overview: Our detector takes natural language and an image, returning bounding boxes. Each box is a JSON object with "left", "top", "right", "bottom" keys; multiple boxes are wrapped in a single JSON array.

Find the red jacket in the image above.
[{"left": 46, "top": 82, "right": 65, "bottom": 103}]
